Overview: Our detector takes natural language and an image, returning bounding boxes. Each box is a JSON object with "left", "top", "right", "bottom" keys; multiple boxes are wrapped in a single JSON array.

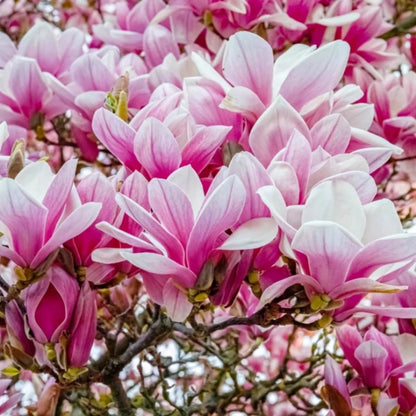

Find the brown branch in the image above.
[
  {"left": 101, "top": 315, "right": 173, "bottom": 379},
  {"left": 108, "top": 377, "right": 134, "bottom": 416},
  {"left": 379, "top": 14, "right": 416, "bottom": 40}
]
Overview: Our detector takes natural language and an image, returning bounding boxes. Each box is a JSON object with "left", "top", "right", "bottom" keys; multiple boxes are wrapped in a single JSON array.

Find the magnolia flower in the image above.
[
  {"left": 16, "top": 21, "right": 85, "bottom": 80},
  {"left": 0, "top": 159, "right": 101, "bottom": 271},
  {"left": 337, "top": 326, "right": 416, "bottom": 414},
  {"left": 258, "top": 180, "right": 416, "bottom": 321},
  {"left": 92, "top": 103, "right": 230, "bottom": 178},
  {"left": 94, "top": 165, "right": 276, "bottom": 320}
]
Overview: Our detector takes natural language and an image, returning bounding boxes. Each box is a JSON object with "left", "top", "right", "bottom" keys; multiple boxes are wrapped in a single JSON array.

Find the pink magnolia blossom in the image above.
[
  {"left": 0, "top": 56, "right": 67, "bottom": 129},
  {"left": 14, "top": 21, "right": 85, "bottom": 81},
  {"left": 93, "top": 0, "right": 182, "bottom": 66},
  {"left": 95, "top": 165, "right": 275, "bottom": 320},
  {"left": 92, "top": 100, "right": 230, "bottom": 178},
  {"left": 258, "top": 180, "right": 416, "bottom": 321},
  {"left": 191, "top": 31, "right": 399, "bottom": 171},
  {"left": 0, "top": 159, "right": 101, "bottom": 271},
  {"left": 337, "top": 326, "right": 416, "bottom": 414}
]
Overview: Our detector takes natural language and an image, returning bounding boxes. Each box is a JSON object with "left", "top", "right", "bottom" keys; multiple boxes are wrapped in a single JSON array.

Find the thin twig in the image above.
[{"left": 379, "top": 14, "right": 416, "bottom": 39}]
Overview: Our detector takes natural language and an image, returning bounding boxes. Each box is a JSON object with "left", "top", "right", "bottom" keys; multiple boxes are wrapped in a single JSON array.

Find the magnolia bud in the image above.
[
  {"left": 25, "top": 265, "right": 79, "bottom": 344},
  {"left": 67, "top": 282, "right": 97, "bottom": 367}
]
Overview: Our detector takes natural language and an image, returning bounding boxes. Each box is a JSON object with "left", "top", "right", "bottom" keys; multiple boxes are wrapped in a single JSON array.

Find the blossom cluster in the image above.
[{"left": 1, "top": 0, "right": 416, "bottom": 414}]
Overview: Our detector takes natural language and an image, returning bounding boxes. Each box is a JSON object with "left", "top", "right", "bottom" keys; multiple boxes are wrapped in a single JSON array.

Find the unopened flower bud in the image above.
[
  {"left": 67, "top": 282, "right": 97, "bottom": 367},
  {"left": 7, "top": 140, "right": 25, "bottom": 179},
  {"left": 25, "top": 265, "right": 79, "bottom": 344}
]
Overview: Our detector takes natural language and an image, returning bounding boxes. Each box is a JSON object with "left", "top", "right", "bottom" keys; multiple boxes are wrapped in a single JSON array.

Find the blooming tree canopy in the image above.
[{"left": 1, "top": 0, "right": 416, "bottom": 415}]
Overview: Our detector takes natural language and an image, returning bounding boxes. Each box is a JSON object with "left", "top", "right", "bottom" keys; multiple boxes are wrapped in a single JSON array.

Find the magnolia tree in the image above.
[{"left": 2, "top": 0, "right": 416, "bottom": 415}]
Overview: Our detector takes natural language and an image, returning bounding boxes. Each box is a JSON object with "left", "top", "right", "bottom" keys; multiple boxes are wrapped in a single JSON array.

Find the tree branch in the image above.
[
  {"left": 108, "top": 376, "right": 134, "bottom": 416},
  {"left": 379, "top": 14, "right": 416, "bottom": 40},
  {"left": 101, "top": 315, "right": 173, "bottom": 379}
]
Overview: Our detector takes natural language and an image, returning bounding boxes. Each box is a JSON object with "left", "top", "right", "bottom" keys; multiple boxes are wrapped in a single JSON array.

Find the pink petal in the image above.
[
  {"left": 116, "top": 194, "right": 184, "bottom": 263},
  {"left": 130, "top": 85, "right": 182, "bottom": 129},
  {"left": 324, "top": 355, "right": 351, "bottom": 407},
  {"left": 93, "top": 25, "right": 143, "bottom": 51},
  {"left": 127, "top": 0, "right": 166, "bottom": 32},
  {"left": 67, "top": 282, "right": 97, "bottom": 367},
  {"left": 92, "top": 108, "right": 139, "bottom": 171},
  {"left": 163, "top": 279, "right": 193, "bottom": 321},
  {"left": 143, "top": 24, "right": 180, "bottom": 67},
  {"left": 169, "top": 7, "right": 204, "bottom": 44},
  {"left": 95, "top": 222, "right": 161, "bottom": 253},
  {"left": 191, "top": 51, "right": 231, "bottom": 92},
  {"left": 14, "top": 160, "right": 54, "bottom": 201},
  {"left": 42, "top": 158, "right": 77, "bottom": 240},
  {"left": 75, "top": 91, "right": 107, "bottom": 119},
  {"left": 348, "top": 234, "right": 416, "bottom": 279},
  {"left": 303, "top": 180, "right": 366, "bottom": 240},
  {"left": 329, "top": 278, "right": 406, "bottom": 300},
  {"left": 134, "top": 117, "right": 181, "bottom": 178},
  {"left": 354, "top": 341, "right": 387, "bottom": 388},
  {"left": 70, "top": 54, "right": 114, "bottom": 91},
  {"left": 167, "top": 166, "right": 205, "bottom": 218},
  {"left": 92, "top": 248, "right": 133, "bottom": 264},
  {"left": 259, "top": 274, "right": 321, "bottom": 308},
  {"left": 9, "top": 56, "right": 49, "bottom": 119},
  {"left": 18, "top": 22, "right": 59, "bottom": 75},
  {"left": 249, "top": 95, "right": 310, "bottom": 166},
  {"left": 268, "top": 161, "right": 300, "bottom": 206},
  {"left": 57, "top": 27, "right": 85, "bottom": 75},
  {"left": 184, "top": 78, "right": 234, "bottom": 126},
  {"left": 0, "top": 246, "right": 26, "bottom": 267},
  {"left": 26, "top": 268, "right": 79, "bottom": 343},
  {"left": 292, "top": 221, "right": 363, "bottom": 293},
  {"left": 352, "top": 147, "right": 394, "bottom": 173},
  {"left": 120, "top": 170, "right": 150, "bottom": 209},
  {"left": 0, "top": 393, "right": 22, "bottom": 414},
  {"left": 5, "top": 300, "right": 35, "bottom": 355},
  {"left": 349, "top": 127, "right": 402, "bottom": 155},
  {"left": 275, "top": 130, "right": 311, "bottom": 202},
  {"left": 0, "top": 179, "right": 47, "bottom": 265},
  {"left": 362, "top": 199, "right": 402, "bottom": 244},
  {"left": 257, "top": 185, "right": 296, "bottom": 239},
  {"left": 278, "top": 41, "right": 350, "bottom": 111},
  {"left": 148, "top": 179, "right": 194, "bottom": 248},
  {"left": 336, "top": 325, "right": 363, "bottom": 372},
  {"left": 220, "top": 86, "right": 266, "bottom": 123},
  {"left": 272, "top": 44, "right": 315, "bottom": 96},
  {"left": 310, "top": 114, "right": 351, "bottom": 154},
  {"left": 227, "top": 152, "right": 273, "bottom": 223},
  {"left": 311, "top": 171, "right": 377, "bottom": 205},
  {"left": 122, "top": 252, "right": 196, "bottom": 288},
  {"left": 31, "top": 202, "right": 102, "bottom": 269},
  {"left": 220, "top": 218, "right": 278, "bottom": 250},
  {"left": 365, "top": 327, "right": 402, "bottom": 370},
  {"left": 187, "top": 176, "right": 246, "bottom": 274},
  {"left": 335, "top": 306, "right": 416, "bottom": 321},
  {"left": 181, "top": 125, "right": 230, "bottom": 174},
  {"left": 223, "top": 32, "right": 273, "bottom": 105},
  {"left": 0, "top": 32, "right": 16, "bottom": 67}
]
